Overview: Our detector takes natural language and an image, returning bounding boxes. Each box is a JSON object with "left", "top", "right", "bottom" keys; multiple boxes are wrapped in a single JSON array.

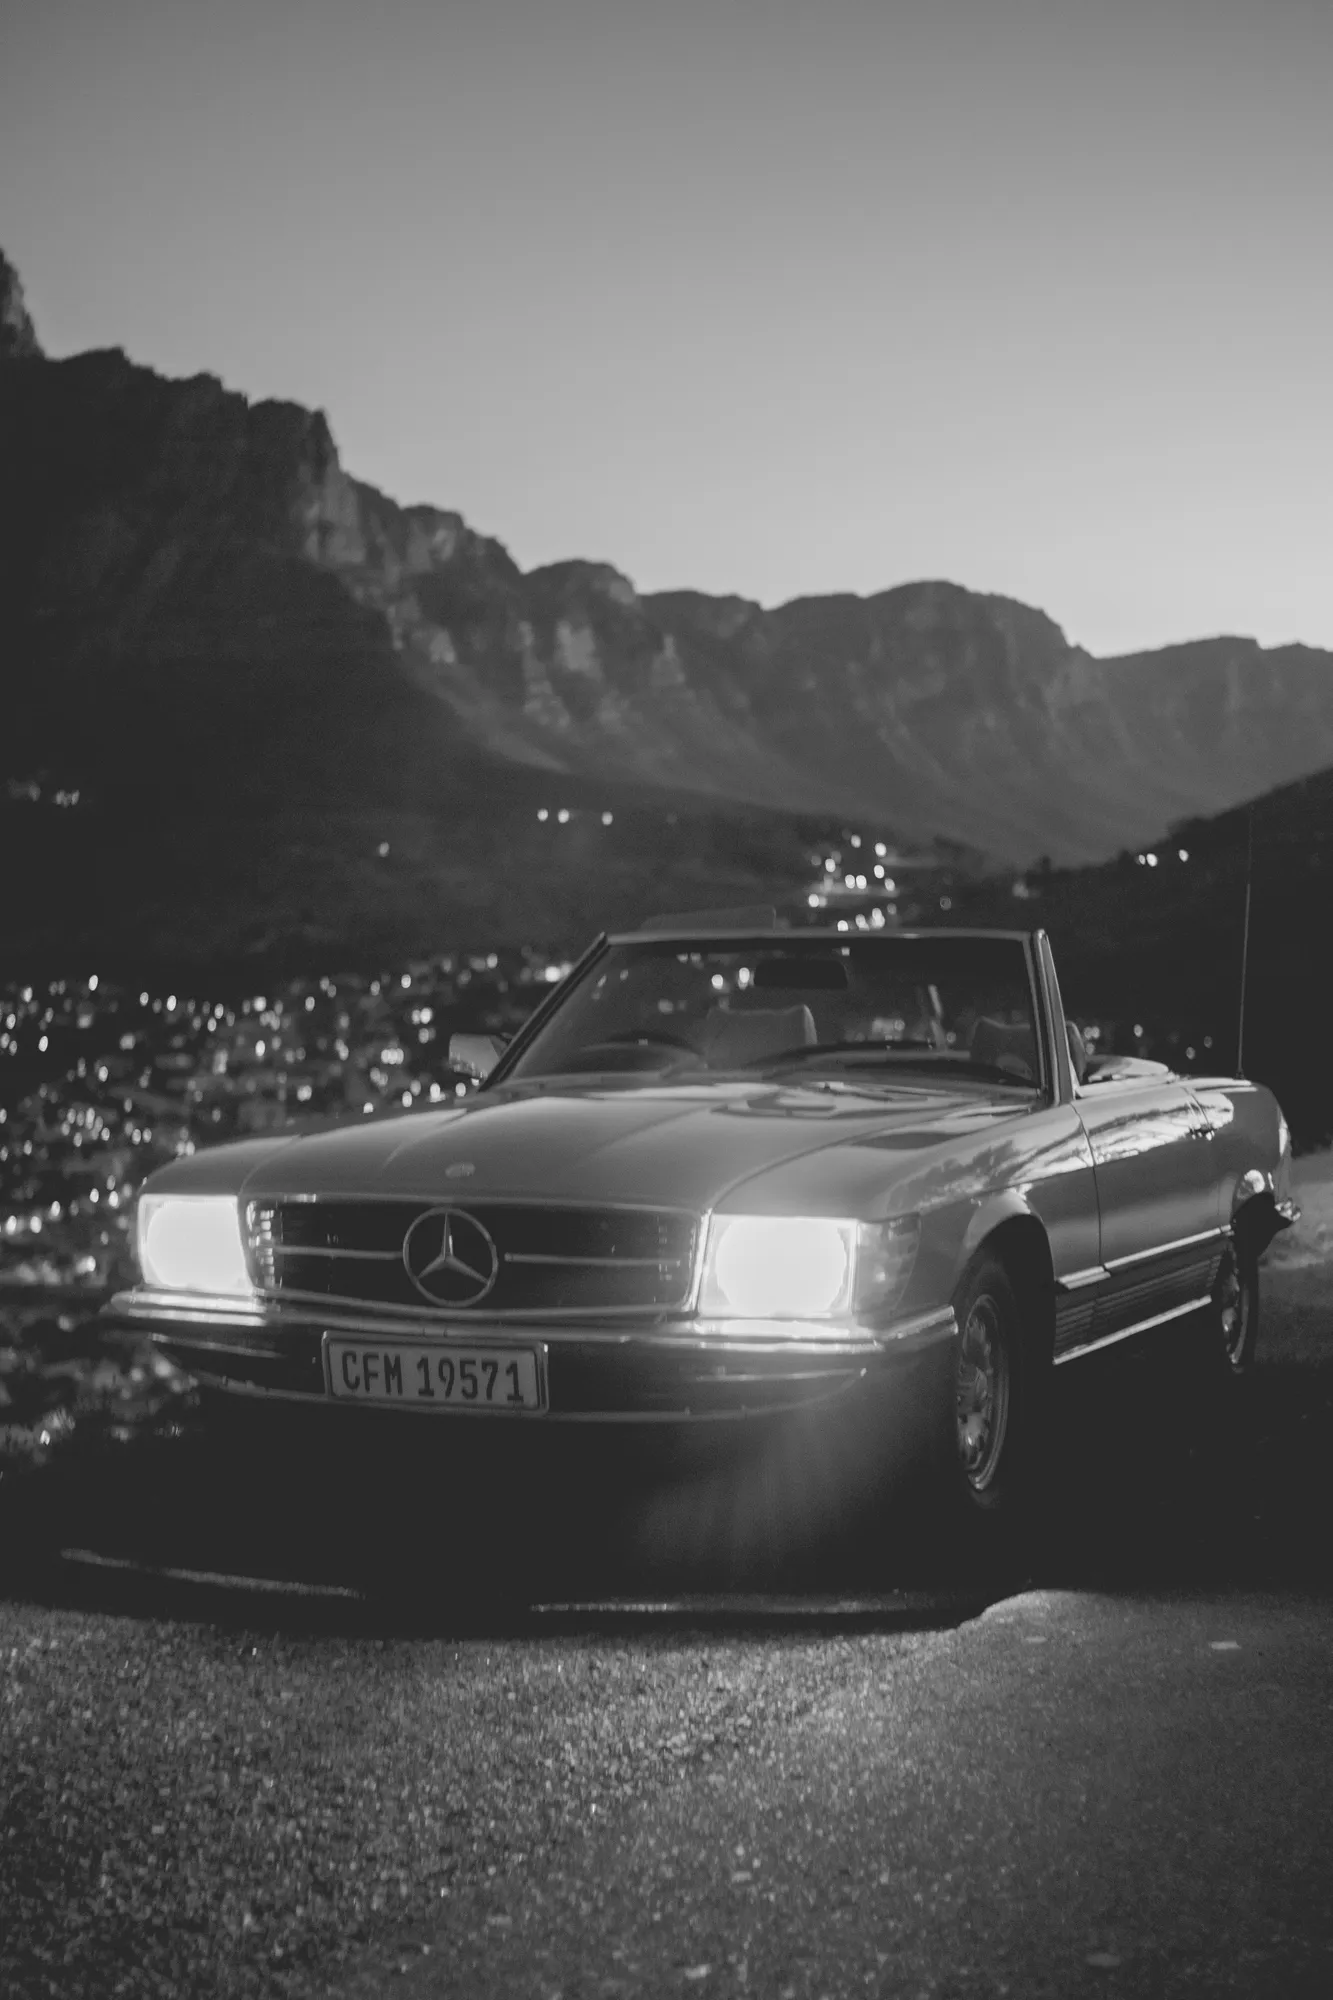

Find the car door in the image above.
[{"left": 1073, "top": 1072, "right": 1224, "bottom": 1351}]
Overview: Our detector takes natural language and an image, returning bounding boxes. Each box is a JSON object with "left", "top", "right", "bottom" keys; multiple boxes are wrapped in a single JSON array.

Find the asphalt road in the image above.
[{"left": 2, "top": 1191, "right": 1331, "bottom": 1999}]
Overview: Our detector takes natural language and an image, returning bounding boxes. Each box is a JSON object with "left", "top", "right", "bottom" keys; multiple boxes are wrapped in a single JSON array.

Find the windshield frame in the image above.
[{"left": 484, "top": 927, "right": 1054, "bottom": 1101}]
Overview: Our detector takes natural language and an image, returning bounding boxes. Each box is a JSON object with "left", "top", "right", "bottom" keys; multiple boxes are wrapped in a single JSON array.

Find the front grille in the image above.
[{"left": 245, "top": 1200, "right": 698, "bottom": 1316}]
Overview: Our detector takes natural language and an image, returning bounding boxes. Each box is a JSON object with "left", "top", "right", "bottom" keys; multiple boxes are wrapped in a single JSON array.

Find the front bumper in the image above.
[{"left": 104, "top": 1290, "right": 957, "bottom": 1422}]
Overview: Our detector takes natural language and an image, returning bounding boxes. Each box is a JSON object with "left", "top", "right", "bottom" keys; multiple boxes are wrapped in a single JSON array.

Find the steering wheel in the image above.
[
  {"left": 552, "top": 1030, "right": 700, "bottom": 1075},
  {"left": 598, "top": 1029, "right": 698, "bottom": 1053}
]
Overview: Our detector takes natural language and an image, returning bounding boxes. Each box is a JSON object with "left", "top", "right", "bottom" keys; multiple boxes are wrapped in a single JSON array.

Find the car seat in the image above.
[
  {"left": 969, "top": 1016, "right": 1038, "bottom": 1082},
  {"left": 701, "top": 1004, "right": 818, "bottom": 1067}
]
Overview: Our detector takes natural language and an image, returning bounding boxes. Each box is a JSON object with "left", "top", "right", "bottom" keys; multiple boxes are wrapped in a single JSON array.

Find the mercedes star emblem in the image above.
[{"left": 402, "top": 1207, "right": 499, "bottom": 1306}]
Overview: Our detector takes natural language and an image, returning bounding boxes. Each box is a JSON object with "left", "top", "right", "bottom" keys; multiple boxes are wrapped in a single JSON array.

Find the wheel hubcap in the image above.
[{"left": 955, "top": 1294, "right": 1010, "bottom": 1489}]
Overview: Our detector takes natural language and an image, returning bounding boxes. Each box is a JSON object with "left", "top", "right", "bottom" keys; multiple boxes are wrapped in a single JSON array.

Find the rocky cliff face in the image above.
[
  {"left": 0, "top": 252, "right": 40, "bottom": 361},
  {"left": 3, "top": 246, "right": 1333, "bottom": 965}
]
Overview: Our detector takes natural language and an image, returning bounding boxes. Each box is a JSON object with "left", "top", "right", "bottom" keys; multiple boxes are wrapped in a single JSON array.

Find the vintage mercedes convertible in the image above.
[{"left": 111, "top": 920, "right": 1296, "bottom": 1519}]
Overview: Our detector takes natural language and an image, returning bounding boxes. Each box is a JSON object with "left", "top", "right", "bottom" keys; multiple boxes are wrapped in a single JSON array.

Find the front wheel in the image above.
[
  {"left": 1210, "top": 1235, "right": 1260, "bottom": 1376},
  {"left": 949, "top": 1257, "right": 1038, "bottom": 1521}
]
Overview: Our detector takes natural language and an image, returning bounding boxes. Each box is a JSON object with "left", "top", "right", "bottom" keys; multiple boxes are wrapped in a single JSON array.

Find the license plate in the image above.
[{"left": 324, "top": 1338, "right": 546, "bottom": 1412}]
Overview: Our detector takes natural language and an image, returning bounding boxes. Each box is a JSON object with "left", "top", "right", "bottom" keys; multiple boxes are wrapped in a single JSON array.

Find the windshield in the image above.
[{"left": 506, "top": 935, "right": 1043, "bottom": 1090}]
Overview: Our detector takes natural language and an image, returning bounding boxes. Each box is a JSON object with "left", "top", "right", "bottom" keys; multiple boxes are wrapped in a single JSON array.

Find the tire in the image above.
[
  {"left": 948, "top": 1256, "right": 1038, "bottom": 1521},
  {"left": 1209, "top": 1233, "right": 1260, "bottom": 1377}
]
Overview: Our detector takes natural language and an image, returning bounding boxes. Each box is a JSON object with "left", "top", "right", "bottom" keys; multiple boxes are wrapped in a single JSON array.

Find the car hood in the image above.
[{"left": 172, "top": 1077, "right": 1031, "bottom": 1217}]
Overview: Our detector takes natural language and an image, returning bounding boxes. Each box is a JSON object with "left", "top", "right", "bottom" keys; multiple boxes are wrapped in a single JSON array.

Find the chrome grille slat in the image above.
[
  {"left": 502, "top": 1253, "right": 676, "bottom": 1268},
  {"left": 246, "top": 1199, "right": 698, "bottom": 1316},
  {"left": 267, "top": 1245, "right": 403, "bottom": 1261}
]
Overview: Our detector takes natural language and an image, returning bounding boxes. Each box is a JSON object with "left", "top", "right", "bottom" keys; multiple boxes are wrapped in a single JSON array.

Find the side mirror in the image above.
[{"left": 448, "top": 1032, "right": 508, "bottom": 1082}]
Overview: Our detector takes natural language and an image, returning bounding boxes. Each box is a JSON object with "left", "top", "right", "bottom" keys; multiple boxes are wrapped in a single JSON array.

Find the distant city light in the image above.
[
  {"left": 557, "top": 808, "right": 571, "bottom": 824},
  {"left": 601, "top": 811, "right": 613, "bottom": 825},
  {"left": 537, "top": 808, "right": 549, "bottom": 822},
  {"left": 874, "top": 842, "right": 887, "bottom": 858},
  {"left": 377, "top": 842, "right": 390, "bottom": 858},
  {"left": 1178, "top": 848, "right": 1189, "bottom": 862},
  {"left": 88, "top": 975, "right": 98, "bottom": 992}
]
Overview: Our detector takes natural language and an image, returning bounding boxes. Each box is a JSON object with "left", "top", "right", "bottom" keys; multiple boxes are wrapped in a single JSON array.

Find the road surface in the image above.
[{"left": 2, "top": 1161, "right": 1330, "bottom": 1998}]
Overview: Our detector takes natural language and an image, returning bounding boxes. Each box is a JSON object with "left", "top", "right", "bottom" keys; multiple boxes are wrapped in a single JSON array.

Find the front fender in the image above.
[
  {"left": 958, "top": 1188, "right": 1043, "bottom": 1277},
  {"left": 1231, "top": 1169, "right": 1299, "bottom": 1257}
]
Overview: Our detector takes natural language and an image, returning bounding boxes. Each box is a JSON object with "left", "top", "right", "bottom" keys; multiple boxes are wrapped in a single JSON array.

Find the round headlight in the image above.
[{"left": 706, "top": 1215, "right": 851, "bottom": 1318}]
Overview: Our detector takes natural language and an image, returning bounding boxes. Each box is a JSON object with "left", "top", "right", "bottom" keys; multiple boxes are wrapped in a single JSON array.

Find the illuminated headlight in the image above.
[
  {"left": 136, "top": 1195, "right": 253, "bottom": 1295},
  {"left": 698, "top": 1214, "right": 918, "bottom": 1321}
]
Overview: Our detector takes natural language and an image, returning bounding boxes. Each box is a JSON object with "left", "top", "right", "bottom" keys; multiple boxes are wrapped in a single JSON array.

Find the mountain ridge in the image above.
[{"left": 3, "top": 248, "right": 1332, "bottom": 968}]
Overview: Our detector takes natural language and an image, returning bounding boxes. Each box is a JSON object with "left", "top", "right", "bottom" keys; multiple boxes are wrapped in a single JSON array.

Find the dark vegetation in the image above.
[{"left": 952, "top": 766, "right": 1333, "bottom": 1147}]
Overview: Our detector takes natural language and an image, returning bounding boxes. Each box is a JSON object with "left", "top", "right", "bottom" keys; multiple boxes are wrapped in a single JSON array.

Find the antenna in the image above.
[{"left": 1236, "top": 803, "right": 1255, "bottom": 1078}]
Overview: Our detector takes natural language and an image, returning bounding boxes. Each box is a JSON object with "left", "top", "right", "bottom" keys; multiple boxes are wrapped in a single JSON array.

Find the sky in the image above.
[{"left": 2, "top": 0, "right": 1330, "bottom": 654}]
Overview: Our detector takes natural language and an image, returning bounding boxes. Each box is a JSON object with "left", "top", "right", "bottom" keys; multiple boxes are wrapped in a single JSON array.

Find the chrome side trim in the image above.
[
  {"left": 1103, "top": 1228, "right": 1226, "bottom": 1274},
  {"left": 1055, "top": 1265, "right": 1108, "bottom": 1293},
  {"left": 1053, "top": 1293, "right": 1213, "bottom": 1365}
]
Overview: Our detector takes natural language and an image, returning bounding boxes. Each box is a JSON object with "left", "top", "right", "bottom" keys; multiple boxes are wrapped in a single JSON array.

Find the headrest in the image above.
[
  {"left": 969, "top": 1016, "right": 1038, "bottom": 1083},
  {"left": 702, "top": 1004, "right": 818, "bottom": 1067}
]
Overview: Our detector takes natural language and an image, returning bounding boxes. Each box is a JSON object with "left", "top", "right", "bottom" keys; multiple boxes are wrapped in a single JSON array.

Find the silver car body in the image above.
[{"left": 110, "top": 928, "right": 1296, "bottom": 1424}]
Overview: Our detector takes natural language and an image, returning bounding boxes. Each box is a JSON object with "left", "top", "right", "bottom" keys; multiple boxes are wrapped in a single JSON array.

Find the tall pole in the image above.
[{"left": 1236, "top": 803, "right": 1254, "bottom": 1078}]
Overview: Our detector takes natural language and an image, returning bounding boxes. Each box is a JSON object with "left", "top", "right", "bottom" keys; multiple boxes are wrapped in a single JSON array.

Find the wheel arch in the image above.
[
  {"left": 958, "top": 1201, "right": 1057, "bottom": 1371},
  {"left": 1231, "top": 1169, "right": 1292, "bottom": 1261}
]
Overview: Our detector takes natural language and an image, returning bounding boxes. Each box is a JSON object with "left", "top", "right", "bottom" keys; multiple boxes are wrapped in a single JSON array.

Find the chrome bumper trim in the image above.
[{"left": 110, "top": 1290, "right": 955, "bottom": 1359}]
